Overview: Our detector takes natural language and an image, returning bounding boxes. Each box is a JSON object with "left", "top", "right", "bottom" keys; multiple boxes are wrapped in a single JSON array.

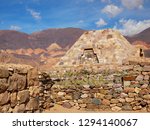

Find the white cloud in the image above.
[
  {"left": 115, "top": 19, "right": 150, "bottom": 36},
  {"left": 121, "top": 0, "right": 144, "bottom": 9},
  {"left": 10, "top": 25, "right": 22, "bottom": 31},
  {"left": 95, "top": 18, "right": 107, "bottom": 27},
  {"left": 27, "top": 8, "right": 41, "bottom": 20},
  {"left": 101, "top": 4, "right": 123, "bottom": 17}
]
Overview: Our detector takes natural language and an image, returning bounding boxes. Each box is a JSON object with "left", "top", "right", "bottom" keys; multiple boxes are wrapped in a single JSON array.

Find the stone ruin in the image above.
[{"left": 56, "top": 29, "right": 142, "bottom": 67}]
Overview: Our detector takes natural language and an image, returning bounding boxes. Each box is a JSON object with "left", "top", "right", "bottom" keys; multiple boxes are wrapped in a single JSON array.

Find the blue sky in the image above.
[{"left": 0, "top": 0, "right": 150, "bottom": 36}]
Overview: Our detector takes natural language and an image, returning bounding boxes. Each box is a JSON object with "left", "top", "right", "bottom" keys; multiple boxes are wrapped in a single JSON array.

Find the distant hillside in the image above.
[
  {"left": 126, "top": 27, "right": 150, "bottom": 44},
  {"left": 0, "top": 28, "right": 85, "bottom": 50}
]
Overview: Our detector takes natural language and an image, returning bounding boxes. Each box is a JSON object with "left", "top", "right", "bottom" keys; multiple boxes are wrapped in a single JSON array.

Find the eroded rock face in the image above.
[
  {"left": 0, "top": 79, "right": 8, "bottom": 93},
  {"left": 10, "top": 92, "right": 17, "bottom": 107},
  {"left": 8, "top": 73, "right": 26, "bottom": 91}
]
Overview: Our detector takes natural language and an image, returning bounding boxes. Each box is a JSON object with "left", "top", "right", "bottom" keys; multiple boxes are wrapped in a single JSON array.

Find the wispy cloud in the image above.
[
  {"left": 27, "top": 8, "right": 41, "bottom": 20},
  {"left": 95, "top": 18, "right": 107, "bottom": 27},
  {"left": 86, "top": 0, "right": 94, "bottom": 2},
  {"left": 10, "top": 25, "right": 22, "bottom": 31},
  {"left": 121, "top": 0, "right": 144, "bottom": 9},
  {"left": 101, "top": 4, "right": 123, "bottom": 17},
  {"left": 114, "top": 19, "right": 150, "bottom": 36}
]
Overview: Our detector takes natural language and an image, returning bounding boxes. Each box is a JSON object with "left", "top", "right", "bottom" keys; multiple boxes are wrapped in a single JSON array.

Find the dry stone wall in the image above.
[
  {"left": 42, "top": 62, "right": 150, "bottom": 112},
  {"left": 0, "top": 62, "right": 150, "bottom": 112},
  {"left": 0, "top": 65, "right": 42, "bottom": 113}
]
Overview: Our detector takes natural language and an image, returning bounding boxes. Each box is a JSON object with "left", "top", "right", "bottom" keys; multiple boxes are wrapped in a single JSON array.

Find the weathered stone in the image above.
[
  {"left": 95, "top": 93, "right": 105, "bottom": 99},
  {"left": 124, "top": 87, "right": 135, "bottom": 93},
  {"left": 62, "top": 102, "right": 72, "bottom": 109},
  {"left": 140, "top": 101, "right": 147, "bottom": 107},
  {"left": 13, "top": 104, "right": 26, "bottom": 113},
  {"left": 26, "top": 98, "right": 39, "bottom": 111},
  {"left": 123, "top": 81, "right": 131, "bottom": 86},
  {"left": 81, "top": 94, "right": 88, "bottom": 98},
  {"left": 10, "top": 92, "right": 17, "bottom": 107},
  {"left": 123, "top": 76, "right": 136, "bottom": 81},
  {"left": 1, "top": 104, "right": 10, "bottom": 112},
  {"left": 8, "top": 73, "right": 26, "bottom": 91},
  {"left": 0, "top": 80, "right": 8, "bottom": 93},
  {"left": 0, "top": 68, "right": 9, "bottom": 78},
  {"left": 118, "top": 98, "right": 125, "bottom": 103},
  {"left": 57, "top": 92, "right": 66, "bottom": 97},
  {"left": 122, "top": 104, "right": 132, "bottom": 111},
  {"left": 27, "top": 68, "right": 39, "bottom": 86},
  {"left": 91, "top": 98, "right": 101, "bottom": 105},
  {"left": 134, "top": 87, "right": 141, "bottom": 94},
  {"left": 143, "top": 66, "right": 150, "bottom": 71},
  {"left": 143, "top": 95, "right": 150, "bottom": 100},
  {"left": 128, "top": 93, "right": 136, "bottom": 98},
  {"left": 105, "top": 95, "right": 112, "bottom": 99},
  {"left": 64, "top": 95, "right": 72, "bottom": 100},
  {"left": 133, "top": 106, "right": 142, "bottom": 110},
  {"left": 135, "top": 75, "right": 144, "bottom": 81},
  {"left": 141, "top": 84, "right": 148, "bottom": 89},
  {"left": 110, "top": 99, "right": 119, "bottom": 104},
  {"left": 102, "top": 99, "right": 110, "bottom": 105},
  {"left": 18, "top": 90, "right": 30, "bottom": 104},
  {"left": 144, "top": 75, "right": 149, "bottom": 80},
  {"left": 29, "top": 86, "right": 40, "bottom": 97},
  {"left": 125, "top": 98, "right": 134, "bottom": 103},
  {"left": 83, "top": 85, "right": 90, "bottom": 89},
  {"left": 79, "top": 104, "right": 87, "bottom": 108},
  {"left": 111, "top": 106, "right": 122, "bottom": 112},
  {"left": 0, "top": 91, "right": 10, "bottom": 105}
]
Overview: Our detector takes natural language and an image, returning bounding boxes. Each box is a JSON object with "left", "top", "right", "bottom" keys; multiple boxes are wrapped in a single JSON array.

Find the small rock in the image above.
[
  {"left": 118, "top": 98, "right": 125, "bottom": 103},
  {"left": 122, "top": 104, "right": 132, "bottom": 111},
  {"left": 128, "top": 93, "right": 136, "bottom": 98},
  {"left": 125, "top": 98, "right": 134, "bottom": 103},
  {"left": 120, "top": 93, "right": 128, "bottom": 98},
  {"left": 91, "top": 98, "right": 101, "bottom": 105},
  {"left": 79, "top": 104, "right": 87, "bottom": 108},
  {"left": 141, "top": 84, "right": 148, "bottom": 89},
  {"left": 81, "top": 94, "right": 88, "bottom": 98},
  {"left": 57, "top": 92, "right": 66, "bottom": 97},
  {"left": 10, "top": 92, "right": 17, "bottom": 107},
  {"left": 110, "top": 99, "right": 119, "bottom": 104},
  {"left": 62, "top": 102, "right": 72, "bottom": 109},
  {"left": 83, "top": 85, "right": 90, "bottom": 89},
  {"left": 134, "top": 87, "right": 141, "bottom": 94},
  {"left": 102, "top": 99, "right": 110, "bottom": 105},
  {"left": 143, "top": 95, "right": 150, "bottom": 100},
  {"left": 111, "top": 106, "right": 122, "bottom": 112},
  {"left": 124, "top": 87, "right": 135, "bottom": 93},
  {"left": 123, "top": 81, "right": 131, "bottom": 86},
  {"left": 136, "top": 75, "right": 144, "bottom": 81},
  {"left": 133, "top": 106, "right": 142, "bottom": 110},
  {"left": 73, "top": 92, "right": 81, "bottom": 100},
  {"left": 144, "top": 75, "right": 149, "bottom": 80}
]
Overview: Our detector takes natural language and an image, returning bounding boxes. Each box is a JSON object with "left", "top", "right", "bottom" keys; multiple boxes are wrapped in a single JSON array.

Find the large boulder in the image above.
[
  {"left": 17, "top": 90, "right": 30, "bottom": 104},
  {"left": 8, "top": 73, "right": 26, "bottom": 91},
  {"left": 0, "top": 68, "right": 9, "bottom": 78},
  {"left": 0, "top": 91, "right": 10, "bottom": 105}
]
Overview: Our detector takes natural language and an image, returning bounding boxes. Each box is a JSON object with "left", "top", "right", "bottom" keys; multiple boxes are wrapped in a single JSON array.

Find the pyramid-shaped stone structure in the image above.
[{"left": 56, "top": 29, "right": 139, "bottom": 66}]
